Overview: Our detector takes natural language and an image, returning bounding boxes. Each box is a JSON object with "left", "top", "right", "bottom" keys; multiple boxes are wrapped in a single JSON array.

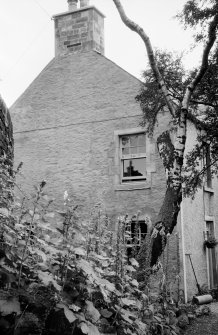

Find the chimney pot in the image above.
[
  {"left": 80, "top": 0, "right": 89, "bottom": 8},
  {"left": 68, "top": 0, "right": 78, "bottom": 11}
]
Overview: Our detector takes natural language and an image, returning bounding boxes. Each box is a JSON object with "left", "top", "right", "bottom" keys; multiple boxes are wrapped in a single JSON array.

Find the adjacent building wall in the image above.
[{"left": 180, "top": 121, "right": 218, "bottom": 300}]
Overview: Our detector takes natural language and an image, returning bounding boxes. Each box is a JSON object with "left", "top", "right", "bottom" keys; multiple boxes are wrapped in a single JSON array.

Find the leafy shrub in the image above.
[{"left": 0, "top": 182, "right": 192, "bottom": 334}]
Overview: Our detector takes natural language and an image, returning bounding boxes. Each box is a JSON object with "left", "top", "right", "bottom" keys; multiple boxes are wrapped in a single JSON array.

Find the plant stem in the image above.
[{"left": 18, "top": 189, "right": 41, "bottom": 288}]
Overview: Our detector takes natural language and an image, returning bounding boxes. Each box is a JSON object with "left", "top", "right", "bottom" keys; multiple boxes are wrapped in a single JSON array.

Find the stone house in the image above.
[{"left": 10, "top": 0, "right": 218, "bottom": 301}]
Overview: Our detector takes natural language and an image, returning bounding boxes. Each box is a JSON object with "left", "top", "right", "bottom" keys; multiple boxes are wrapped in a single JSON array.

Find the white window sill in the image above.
[
  {"left": 115, "top": 182, "right": 151, "bottom": 191},
  {"left": 203, "top": 186, "right": 214, "bottom": 193}
]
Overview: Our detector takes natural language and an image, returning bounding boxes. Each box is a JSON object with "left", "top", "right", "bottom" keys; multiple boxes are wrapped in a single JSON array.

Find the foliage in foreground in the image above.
[{"left": 0, "top": 181, "right": 200, "bottom": 335}]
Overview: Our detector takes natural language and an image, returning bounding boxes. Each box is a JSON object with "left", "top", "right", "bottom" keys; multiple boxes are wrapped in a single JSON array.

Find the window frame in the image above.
[
  {"left": 203, "top": 144, "right": 213, "bottom": 189},
  {"left": 114, "top": 128, "right": 155, "bottom": 191},
  {"left": 205, "top": 145, "right": 212, "bottom": 188},
  {"left": 126, "top": 218, "right": 148, "bottom": 258},
  {"left": 119, "top": 133, "right": 147, "bottom": 183}
]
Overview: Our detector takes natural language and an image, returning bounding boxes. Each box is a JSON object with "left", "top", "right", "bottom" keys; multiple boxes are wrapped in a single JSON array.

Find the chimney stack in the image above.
[
  {"left": 53, "top": 0, "right": 105, "bottom": 56},
  {"left": 67, "top": 0, "right": 78, "bottom": 11}
]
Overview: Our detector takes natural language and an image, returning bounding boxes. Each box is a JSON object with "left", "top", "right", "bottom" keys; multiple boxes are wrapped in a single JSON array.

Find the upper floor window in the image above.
[
  {"left": 205, "top": 147, "right": 212, "bottom": 188},
  {"left": 114, "top": 128, "right": 156, "bottom": 190},
  {"left": 120, "top": 133, "right": 146, "bottom": 183}
]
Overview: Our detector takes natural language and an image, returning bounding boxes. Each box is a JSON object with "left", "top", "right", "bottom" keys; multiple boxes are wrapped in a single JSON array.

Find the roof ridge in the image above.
[{"left": 92, "top": 50, "right": 143, "bottom": 84}]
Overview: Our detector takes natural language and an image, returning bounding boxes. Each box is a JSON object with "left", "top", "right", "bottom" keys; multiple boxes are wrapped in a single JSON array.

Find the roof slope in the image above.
[{"left": 10, "top": 51, "right": 142, "bottom": 133}]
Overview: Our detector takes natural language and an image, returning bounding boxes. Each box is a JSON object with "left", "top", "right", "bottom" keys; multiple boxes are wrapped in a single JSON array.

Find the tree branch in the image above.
[
  {"left": 187, "top": 157, "right": 218, "bottom": 186},
  {"left": 112, "top": 0, "right": 176, "bottom": 117},
  {"left": 182, "top": 13, "right": 218, "bottom": 110},
  {"left": 186, "top": 112, "right": 207, "bottom": 130},
  {"left": 189, "top": 99, "right": 218, "bottom": 108},
  {"left": 172, "top": 94, "right": 218, "bottom": 108}
]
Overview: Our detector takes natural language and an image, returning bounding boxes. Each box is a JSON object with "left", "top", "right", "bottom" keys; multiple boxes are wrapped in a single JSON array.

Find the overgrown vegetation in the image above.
[{"left": 0, "top": 178, "right": 205, "bottom": 335}]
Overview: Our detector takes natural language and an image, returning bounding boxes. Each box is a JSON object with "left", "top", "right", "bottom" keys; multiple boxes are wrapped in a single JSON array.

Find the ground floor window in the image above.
[{"left": 126, "top": 218, "right": 147, "bottom": 258}]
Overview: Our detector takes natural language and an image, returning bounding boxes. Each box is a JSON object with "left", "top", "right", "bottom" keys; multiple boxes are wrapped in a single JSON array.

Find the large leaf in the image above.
[
  {"left": 94, "top": 267, "right": 104, "bottom": 274},
  {"left": 154, "top": 315, "right": 163, "bottom": 323},
  {"left": 85, "top": 301, "right": 100, "bottom": 323},
  {"left": 73, "top": 231, "right": 86, "bottom": 244},
  {"left": 100, "top": 309, "right": 113, "bottom": 318},
  {"left": 120, "top": 308, "right": 136, "bottom": 324},
  {"left": 121, "top": 298, "right": 137, "bottom": 307},
  {"left": 37, "top": 270, "right": 61, "bottom": 291},
  {"left": 129, "top": 258, "right": 139, "bottom": 267},
  {"left": 45, "top": 244, "right": 63, "bottom": 255},
  {"left": 33, "top": 249, "right": 47, "bottom": 263},
  {"left": 56, "top": 303, "right": 77, "bottom": 323},
  {"left": 101, "top": 261, "right": 109, "bottom": 268},
  {"left": 74, "top": 247, "right": 86, "bottom": 256},
  {"left": 44, "top": 212, "right": 55, "bottom": 218},
  {"left": 37, "top": 224, "right": 58, "bottom": 234},
  {"left": 77, "top": 312, "right": 86, "bottom": 322},
  {"left": 80, "top": 321, "right": 100, "bottom": 335},
  {"left": 36, "top": 238, "right": 47, "bottom": 246},
  {"left": 17, "top": 240, "right": 26, "bottom": 247},
  {"left": 33, "top": 214, "right": 40, "bottom": 220},
  {"left": 130, "top": 279, "right": 139, "bottom": 288},
  {"left": 81, "top": 322, "right": 89, "bottom": 334},
  {"left": 0, "top": 208, "right": 9, "bottom": 217},
  {"left": 95, "top": 277, "right": 116, "bottom": 293},
  {"left": 91, "top": 253, "right": 109, "bottom": 261},
  {"left": 77, "top": 259, "right": 98, "bottom": 280},
  {"left": 0, "top": 297, "right": 21, "bottom": 315},
  {"left": 99, "top": 285, "right": 111, "bottom": 303},
  {"left": 134, "top": 319, "right": 148, "bottom": 332},
  {"left": 125, "top": 265, "right": 136, "bottom": 272}
]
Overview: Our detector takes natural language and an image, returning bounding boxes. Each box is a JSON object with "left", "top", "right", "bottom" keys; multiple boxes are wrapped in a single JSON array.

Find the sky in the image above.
[{"left": 0, "top": 0, "right": 202, "bottom": 107}]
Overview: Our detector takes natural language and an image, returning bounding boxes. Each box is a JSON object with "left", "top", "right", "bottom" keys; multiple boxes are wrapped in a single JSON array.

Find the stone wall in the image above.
[
  {"left": 11, "top": 51, "right": 171, "bottom": 226},
  {"left": 13, "top": 105, "right": 171, "bottom": 223}
]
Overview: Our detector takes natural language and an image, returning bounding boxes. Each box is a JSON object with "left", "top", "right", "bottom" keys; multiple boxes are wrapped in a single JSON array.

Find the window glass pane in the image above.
[
  {"left": 123, "top": 158, "right": 146, "bottom": 177},
  {"left": 122, "top": 147, "right": 129, "bottom": 155},
  {"left": 138, "top": 145, "right": 146, "bottom": 154},
  {"left": 130, "top": 135, "right": 138, "bottom": 147},
  {"left": 129, "top": 146, "right": 138, "bottom": 154},
  {"left": 121, "top": 136, "right": 130, "bottom": 148},
  {"left": 134, "top": 158, "right": 146, "bottom": 175},
  {"left": 138, "top": 134, "right": 146, "bottom": 146}
]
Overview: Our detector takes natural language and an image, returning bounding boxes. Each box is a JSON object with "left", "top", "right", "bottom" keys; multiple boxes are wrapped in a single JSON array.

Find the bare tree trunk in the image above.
[
  {"left": 0, "top": 96, "right": 14, "bottom": 237},
  {"left": 137, "top": 185, "right": 182, "bottom": 286},
  {"left": 147, "top": 187, "right": 182, "bottom": 266}
]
